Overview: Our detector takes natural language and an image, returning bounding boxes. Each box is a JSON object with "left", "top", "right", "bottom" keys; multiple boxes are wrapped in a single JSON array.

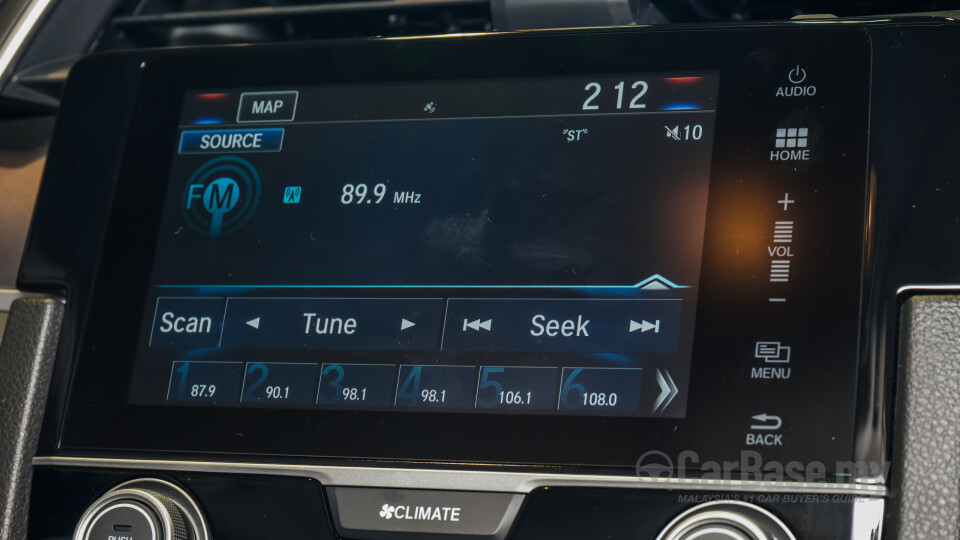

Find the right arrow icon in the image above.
[
  {"left": 653, "top": 368, "right": 678, "bottom": 413},
  {"left": 629, "top": 319, "right": 660, "bottom": 333},
  {"left": 400, "top": 318, "right": 416, "bottom": 331}
]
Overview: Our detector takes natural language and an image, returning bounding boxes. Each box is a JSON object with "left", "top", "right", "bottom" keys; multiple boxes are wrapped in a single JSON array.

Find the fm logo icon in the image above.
[{"left": 181, "top": 156, "right": 261, "bottom": 237}]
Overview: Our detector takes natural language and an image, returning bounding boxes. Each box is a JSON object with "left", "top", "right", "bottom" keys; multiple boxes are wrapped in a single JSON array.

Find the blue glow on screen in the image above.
[{"left": 661, "top": 103, "right": 701, "bottom": 111}]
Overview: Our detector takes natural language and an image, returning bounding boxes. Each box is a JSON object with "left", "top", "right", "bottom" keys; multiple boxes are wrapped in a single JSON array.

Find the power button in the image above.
[
  {"left": 776, "top": 65, "right": 817, "bottom": 98},
  {"left": 787, "top": 65, "right": 807, "bottom": 84}
]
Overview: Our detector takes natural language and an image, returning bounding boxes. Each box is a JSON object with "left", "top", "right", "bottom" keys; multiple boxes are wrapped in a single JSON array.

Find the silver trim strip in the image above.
[
  {"left": 33, "top": 456, "right": 887, "bottom": 496},
  {"left": 0, "top": 0, "right": 53, "bottom": 84},
  {"left": 897, "top": 284, "right": 960, "bottom": 295}
]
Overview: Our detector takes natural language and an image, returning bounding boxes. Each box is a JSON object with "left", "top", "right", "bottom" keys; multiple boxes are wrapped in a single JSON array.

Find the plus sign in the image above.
[{"left": 778, "top": 193, "right": 795, "bottom": 211}]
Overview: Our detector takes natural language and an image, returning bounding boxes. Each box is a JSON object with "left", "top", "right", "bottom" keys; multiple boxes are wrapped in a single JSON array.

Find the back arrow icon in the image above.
[
  {"left": 750, "top": 414, "right": 783, "bottom": 430},
  {"left": 653, "top": 368, "right": 678, "bottom": 413},
  {"left": 246, "top": 317, "right": 261, "bottom": 330}
]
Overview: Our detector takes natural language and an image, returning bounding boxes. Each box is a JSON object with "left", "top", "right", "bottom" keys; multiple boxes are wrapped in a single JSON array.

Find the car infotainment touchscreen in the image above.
[
  {"left": 55, "top": 26, "right": 872, "bottom": 466},
  {"left": 131, "top": 74, "right": 719, "bottom": 418}
]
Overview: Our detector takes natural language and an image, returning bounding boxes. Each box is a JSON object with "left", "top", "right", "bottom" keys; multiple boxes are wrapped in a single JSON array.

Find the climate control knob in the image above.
[
  {"left": 73, "top": 479, "right": 210, "bottom": 540},
  {"left": 657, "top": 501, "right": 796, "bottom": 540}
]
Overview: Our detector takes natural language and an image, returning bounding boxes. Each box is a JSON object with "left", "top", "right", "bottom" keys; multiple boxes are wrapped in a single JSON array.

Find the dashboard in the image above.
[{"left": 4, "top": 12, "right": 960, "bottom": 540}]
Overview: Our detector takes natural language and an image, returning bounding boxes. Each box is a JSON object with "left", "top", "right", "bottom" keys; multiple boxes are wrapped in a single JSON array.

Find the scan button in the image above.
[
  {"left": 149, "top": 297, "right": 225, "bottom": 348},
  {"left": 327, "top": 487, "right": 524, "bottom": 540}
]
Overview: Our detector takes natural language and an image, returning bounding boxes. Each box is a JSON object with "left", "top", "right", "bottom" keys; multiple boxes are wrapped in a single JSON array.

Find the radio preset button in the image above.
[
  {"left": 166, "top": 361, "right": 243, "bottom": 404},
  {"left": 558, "top": 367, "right": 644, "bottom": 413},
  {"left": 327, "top": 487, "right": 524, "bottom": 540},
  {"left": 394, "top": 365, "right": 476, "bottom": 409},
  {"left": 475, "top": 366, "right": 559, "bottom": 411},
  {"left": 240, "top": 362, "right": 320, "bottom": 406},
  {"left": 317, "top": 363, "right": 398, "bottom": 407}
]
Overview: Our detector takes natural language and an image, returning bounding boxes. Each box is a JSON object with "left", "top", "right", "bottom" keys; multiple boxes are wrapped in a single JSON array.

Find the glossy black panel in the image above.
[
  {"left": 27, "top": 468, "right": 875, "bottom": 540},
  {"left": 511, "top": 487, "right": 869, "bottom": 538},
  {"left": 856, "top": 20, "right": 960, "bottom": 473},
  {"left": 27, "top": 468, "right": 332, "bottom": 540},
  {"left": 20, "top": 25, "right": 876, "bottom": 469}
]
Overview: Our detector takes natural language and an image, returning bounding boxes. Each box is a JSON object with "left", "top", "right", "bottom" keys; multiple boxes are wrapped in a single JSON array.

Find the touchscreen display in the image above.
[{"left": 128, "top": 73, "right": 720, "bottom": 418}]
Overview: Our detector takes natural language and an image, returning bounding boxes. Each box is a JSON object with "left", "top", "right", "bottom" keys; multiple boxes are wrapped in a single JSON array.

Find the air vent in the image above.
[
  {"left": 2, "top": 0, "right": 959, "bottom": 112},
  {"left": 97, "top": 0, "right": 493, "bottom": 50}
]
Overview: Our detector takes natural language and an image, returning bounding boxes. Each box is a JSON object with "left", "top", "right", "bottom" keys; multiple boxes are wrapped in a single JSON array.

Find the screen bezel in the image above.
[{"left": 58, "top": 25, "right": 872, "bottom": 470}]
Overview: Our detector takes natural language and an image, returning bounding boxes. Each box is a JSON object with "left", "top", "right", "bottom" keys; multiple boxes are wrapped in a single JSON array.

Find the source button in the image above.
[{"left": 179, "top": 128, "right": 283, "bottom": 154}]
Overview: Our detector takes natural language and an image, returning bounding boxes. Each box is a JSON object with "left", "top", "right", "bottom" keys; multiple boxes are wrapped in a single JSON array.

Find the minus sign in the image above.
[{"left": 769, "top": 298, "right": 787, "bottom": 303}]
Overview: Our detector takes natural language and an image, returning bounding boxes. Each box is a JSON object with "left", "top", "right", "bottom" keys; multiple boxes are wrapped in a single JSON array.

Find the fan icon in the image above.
[{"left": 379, "top": 504, "right": 396, "bottom": 519}]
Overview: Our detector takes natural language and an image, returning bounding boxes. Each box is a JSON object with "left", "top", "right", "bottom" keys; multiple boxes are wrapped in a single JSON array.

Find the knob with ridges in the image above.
[
  {"left": 73, "top": 479, "right": 210, "bottom": 540},
  {"left": 657, "top": 501, "right": 796, "bottom": 540}
]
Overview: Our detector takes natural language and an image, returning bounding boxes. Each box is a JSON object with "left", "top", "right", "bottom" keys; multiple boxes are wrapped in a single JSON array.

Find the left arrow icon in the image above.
[{"left": 246, "top": 317, "right": 261, "bottom": 329}]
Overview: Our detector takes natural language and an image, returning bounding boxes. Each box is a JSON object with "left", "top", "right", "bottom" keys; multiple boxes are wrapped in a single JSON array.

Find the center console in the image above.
[{"left": 17, "top": 16, "right": 960, "bottom": 540}]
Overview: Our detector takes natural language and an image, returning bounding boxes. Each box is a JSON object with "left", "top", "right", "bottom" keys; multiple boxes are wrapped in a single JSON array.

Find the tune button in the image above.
[{"left": 657, "top": 501, "right": 795, "bottom": 540}]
